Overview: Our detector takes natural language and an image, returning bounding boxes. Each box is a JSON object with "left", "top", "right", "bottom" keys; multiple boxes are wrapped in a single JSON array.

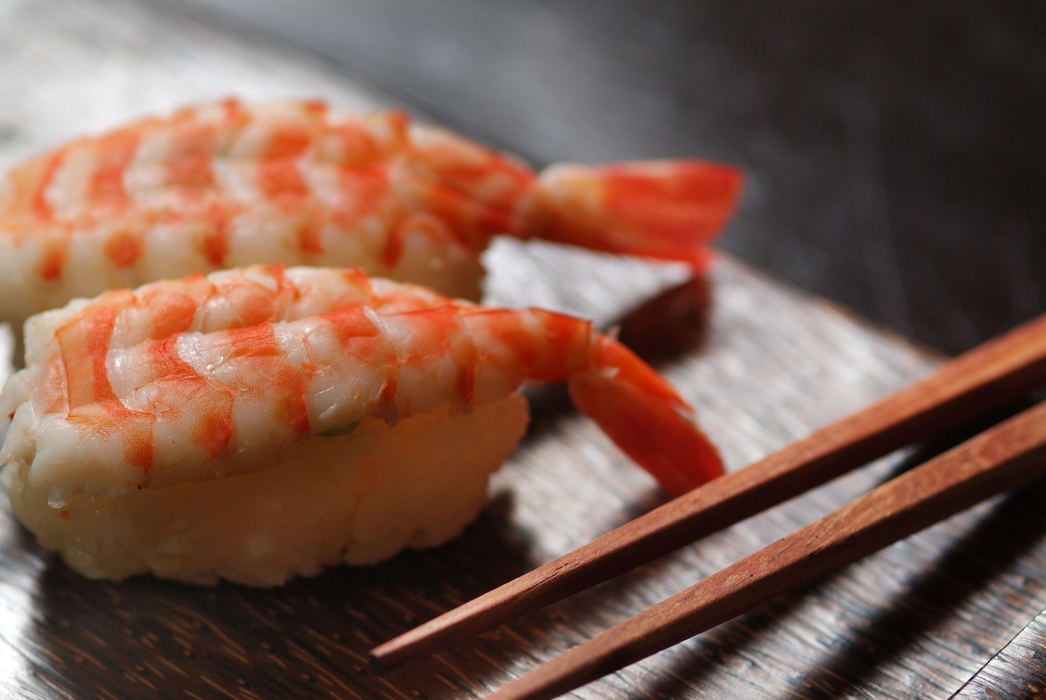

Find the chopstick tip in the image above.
[
  {"left": 367, "top": 649, "right": 386, "bottom": 675},
  {"left": 370, "top": 625, "right": 443, "bottom": 674},
  {"left": 368, "top": 640, "right": 405, "bottom": 675}
]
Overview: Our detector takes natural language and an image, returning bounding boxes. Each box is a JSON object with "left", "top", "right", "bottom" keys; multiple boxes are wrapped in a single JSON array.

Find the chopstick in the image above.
[
  {"left": 487, "top": 395, "right": 1046, "bottom": 700},
  {"left": 370, "top": 312, "right": 1046, "bottom": 671}
]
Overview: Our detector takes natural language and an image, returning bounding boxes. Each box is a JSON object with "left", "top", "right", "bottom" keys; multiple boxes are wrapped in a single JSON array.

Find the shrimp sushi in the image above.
[
  {"left": 0, "top": 266, "right": 722, "bottom": 586},
  {"left": 0, "top": 99, "right": 742, "bottom": 334}
]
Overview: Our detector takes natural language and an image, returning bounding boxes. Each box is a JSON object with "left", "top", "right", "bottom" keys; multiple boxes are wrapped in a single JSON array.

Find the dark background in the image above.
[{"left": 169, "top": 0, "right": 1045, "bottom": 355}]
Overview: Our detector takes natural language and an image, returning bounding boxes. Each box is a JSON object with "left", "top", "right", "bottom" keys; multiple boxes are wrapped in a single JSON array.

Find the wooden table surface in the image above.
[{"left": 2, "top": 1, "right": 1046, "bottom": 698}]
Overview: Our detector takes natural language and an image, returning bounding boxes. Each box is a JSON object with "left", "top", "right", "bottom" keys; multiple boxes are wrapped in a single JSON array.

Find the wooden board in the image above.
[
  {"left": 952, "top": 609, "right": 1046, "bottom": 700},
  {"left": 2, "top": 1, "right": 1046, "bottom": 698}
]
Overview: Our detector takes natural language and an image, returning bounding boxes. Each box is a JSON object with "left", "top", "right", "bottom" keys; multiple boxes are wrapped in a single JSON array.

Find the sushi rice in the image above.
[{"left": 3, "top": 394, "right": 526, "bottom": 586}]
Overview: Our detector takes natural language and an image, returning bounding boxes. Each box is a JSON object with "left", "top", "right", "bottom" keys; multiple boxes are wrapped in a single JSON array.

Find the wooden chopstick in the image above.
[
  {"left": 485, "top": 395, "right": 1046, "bottom": 700},
  {"left": 370, "top": 313, "right": 1046, "bottom": 671}
]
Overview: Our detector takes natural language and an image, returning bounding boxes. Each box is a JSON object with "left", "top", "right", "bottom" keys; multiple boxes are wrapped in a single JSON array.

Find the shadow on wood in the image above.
[
  {"left": 639, "top": 478, "right": 1046, "bottom": 699},
  {"left": 524, "top": 273, "right": 714, "bottom": 441}
]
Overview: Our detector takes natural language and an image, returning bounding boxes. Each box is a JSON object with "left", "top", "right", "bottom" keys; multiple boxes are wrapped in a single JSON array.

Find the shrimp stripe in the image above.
[
  {"left": 257, "top": 124, "right": 312, "bottom": 203},
  {"left": 38, "top": 233, "right": 70, "bottom": 281},
  {"left": 87, "top": 129, "right": 140, "bottom": 212},
  {"left": 461, "top": 308, "right": 592, "bottom": 384},
  {"left": 162, "top": 116, "right": 219, "bottom": 194},
  {"left": 330, "top": 165, "right": 388, "bottom": 228},
  {"left": 54, "top": 292, "right": 155, "bottom": 468},
  {"left": 225, "top": 323, "right": 312, "bottom": 436},
  {"left": 0, "top": 148, "right": 66, "bottom": 222},
  {"left": 144, "top": 335, "right": 233, "bottom": 461}
]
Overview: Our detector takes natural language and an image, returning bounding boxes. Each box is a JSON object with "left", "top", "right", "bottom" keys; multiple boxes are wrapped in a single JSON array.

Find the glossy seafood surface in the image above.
[{"left": 0, "top": 99, "right": 742, "bottom": 329}]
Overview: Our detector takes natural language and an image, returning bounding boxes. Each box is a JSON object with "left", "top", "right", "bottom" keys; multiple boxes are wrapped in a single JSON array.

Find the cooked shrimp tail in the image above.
[
  {"left": 568, "top": 335, "right": 722, "bottom": 496},
  {"left": 460, "top": 306, "right": 722, "bottom": 496},
  {"left": 528, "top": 160, "right": 743, "bottom": 268}
]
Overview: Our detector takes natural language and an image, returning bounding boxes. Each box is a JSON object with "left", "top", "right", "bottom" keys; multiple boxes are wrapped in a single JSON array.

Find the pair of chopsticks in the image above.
[{"left": 371, "top": 312, "right": 1046, "bottom": 699}]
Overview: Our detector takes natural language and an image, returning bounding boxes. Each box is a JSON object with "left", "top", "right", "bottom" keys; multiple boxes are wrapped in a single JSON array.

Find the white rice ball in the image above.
[{"left": 2, "top": 394, "right": 527, "bottom": 586}]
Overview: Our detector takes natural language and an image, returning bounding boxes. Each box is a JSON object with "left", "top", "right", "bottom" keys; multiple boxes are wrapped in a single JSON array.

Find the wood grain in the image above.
[
  {"left": 371, "top": 311, "right": 1046, "bottom": 671},
  {"left": 952, "top": 608, "right": 1046, "bottom": 700},
  {"left": 487, "top": 399, "right": 1046, "bottom": 700},
  {"left": 1, "top": 1, "right": 1045, "bottom": 699}
]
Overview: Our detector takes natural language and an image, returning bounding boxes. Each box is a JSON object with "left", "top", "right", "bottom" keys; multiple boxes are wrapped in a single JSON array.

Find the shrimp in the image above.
[
  {"left": 0, "top": 98, "right": 743, "bottom": 334},
  {"left": 0, "top": 266, "right": 721, "bottom": 584}
]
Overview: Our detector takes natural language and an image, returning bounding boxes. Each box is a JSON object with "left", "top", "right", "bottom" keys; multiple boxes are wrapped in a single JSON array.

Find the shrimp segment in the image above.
[
  {"left": 0, "top": 266, "right": 722, "bottom": 507},
  {"left": 0, "top": 99, "right": 742, "bottom": 330}
]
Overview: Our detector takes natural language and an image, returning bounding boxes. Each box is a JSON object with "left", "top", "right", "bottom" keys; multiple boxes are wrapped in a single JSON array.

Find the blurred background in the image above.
[
  {"left": 162, "top": 0, "right": 1046, "bottom": 356},
  {"left": 1, "top": 0, "right": 1040, "bottom": 357}
]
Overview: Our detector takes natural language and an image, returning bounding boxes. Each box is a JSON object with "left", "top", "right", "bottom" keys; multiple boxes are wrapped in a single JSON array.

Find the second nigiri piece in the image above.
[{"left": 0, "top": 98, "right": 743, "bottom": 330}]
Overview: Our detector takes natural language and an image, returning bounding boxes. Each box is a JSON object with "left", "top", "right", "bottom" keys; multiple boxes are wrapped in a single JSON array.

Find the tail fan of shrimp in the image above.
[
  {"left": 568, "top": 336, "right": 723, "bottom": 495},
  {"left": 0, "top": 266, "right": 721, "bottom": 586},
  {"left": 529, "top": 160, "right": 742, "bottom": 269},
  {"left": 398, "top": 124, "right": 742, "bottom": 268},
  {"left": 0, "top": 98, "right": 742, "bottom": 334}
]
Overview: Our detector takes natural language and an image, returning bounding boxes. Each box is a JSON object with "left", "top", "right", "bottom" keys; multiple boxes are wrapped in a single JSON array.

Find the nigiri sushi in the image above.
[
  {"left": 0, "top": 266, "right": 722, "bottom": 586},
  {"left": 0, "top": 98, "right": 743, "bottom": 334}
]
